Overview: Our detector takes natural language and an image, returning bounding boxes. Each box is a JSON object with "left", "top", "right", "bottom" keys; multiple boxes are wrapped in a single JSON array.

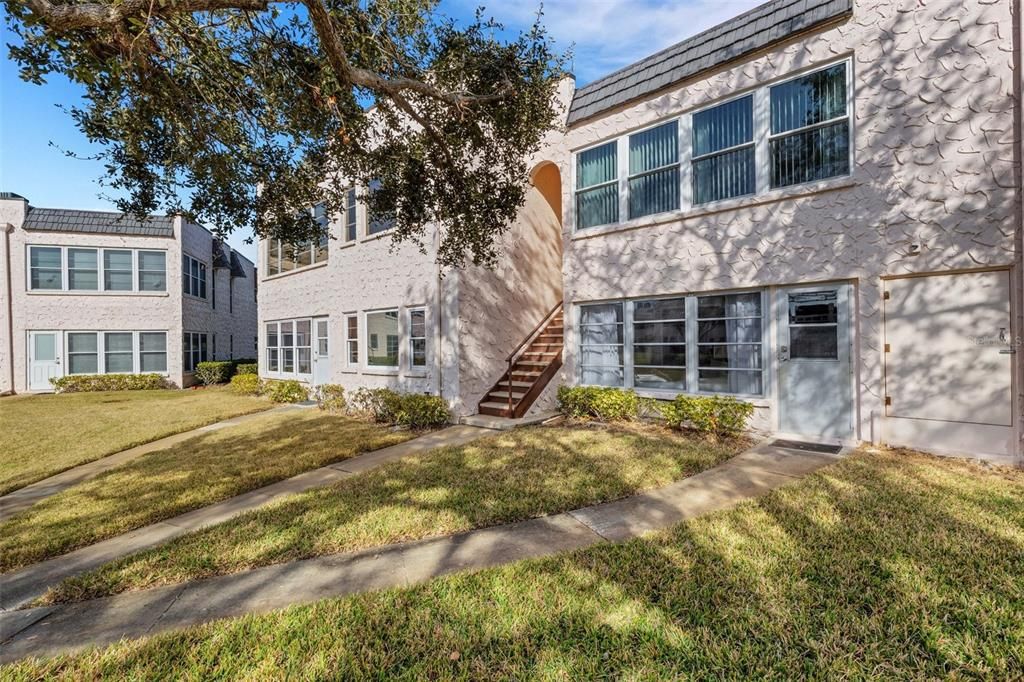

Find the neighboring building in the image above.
[
  {"left": 261, "top": 0, "right": 1020, "bottom": 465},
  {"left": 0, "top": 194, "right": 257, "bottom": 393}
]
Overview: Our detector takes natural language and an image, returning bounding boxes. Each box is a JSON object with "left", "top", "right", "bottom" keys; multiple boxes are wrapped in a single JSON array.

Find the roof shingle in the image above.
[
  {"left": 21, "top": 207, "right": 175, "bottom": 237},
  {"left": 566, "top": 0, "right": 852, "bottom": 125}
]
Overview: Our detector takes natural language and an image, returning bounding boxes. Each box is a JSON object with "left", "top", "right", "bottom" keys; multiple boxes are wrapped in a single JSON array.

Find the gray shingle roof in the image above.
[
  {"left": 567, "top": 0, "right": 853, "bottom": 125},
  {"left": 21, "top": 207, "right": 175, "bottom": 237}
]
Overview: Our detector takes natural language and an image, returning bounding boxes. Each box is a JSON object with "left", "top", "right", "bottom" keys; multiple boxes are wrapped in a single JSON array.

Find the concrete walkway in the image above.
[
  {"left": 0, "top": 425, "right": 490, "bottom": 612},
  {"left": 0, "top": 442, "right": 845, "bottom": 663},
  {"left": 0, "top": 404, "right": 307, "bottom": 522}
]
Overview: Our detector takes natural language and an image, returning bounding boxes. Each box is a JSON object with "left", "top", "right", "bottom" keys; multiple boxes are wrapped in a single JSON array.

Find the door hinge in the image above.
[
  {"left": 883, "top": 291, "right": 891, "bottom": 300},
  {"left": 884, "top": 396, "right": 892, "bottom": 406},
  {"left": 884, "top": 343, "right": 890, "bottom": 353}
]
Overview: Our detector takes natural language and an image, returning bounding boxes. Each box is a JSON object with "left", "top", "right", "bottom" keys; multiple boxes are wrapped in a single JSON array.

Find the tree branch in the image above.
[{"left": 19, "top": 0, "right": 269, "bottom": 31}]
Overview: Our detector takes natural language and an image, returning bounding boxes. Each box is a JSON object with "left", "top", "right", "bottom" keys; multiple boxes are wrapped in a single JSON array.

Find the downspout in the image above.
[
  {"left": 2, "top": 222, "right": 15, "bottom": 395},
  {"left": 1015, "top": 0, "right": 1024, "bottom": 466},
  {"left": 435, "top": 225, "right": 444, "bottom": 401}
]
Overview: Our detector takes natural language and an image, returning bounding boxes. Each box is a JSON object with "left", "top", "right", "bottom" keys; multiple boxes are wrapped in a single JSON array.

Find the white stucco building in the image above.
[
  {"left": 0, "top": 194, "right": 258, "bottom": 393},
  {"left": 259, "top": 0, "right": 1021, "bottom": 465}
]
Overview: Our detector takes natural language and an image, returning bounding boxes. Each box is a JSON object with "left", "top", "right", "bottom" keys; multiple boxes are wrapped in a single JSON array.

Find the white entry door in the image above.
[
  {"left": 312, "top": 318, "right": 330, "bottom": 386},
  {"left": 777, "top": 285, "right": 853, "bottom": 441},
  {"left": 28, "top": 331, "right": 62, "bottom": 391}
]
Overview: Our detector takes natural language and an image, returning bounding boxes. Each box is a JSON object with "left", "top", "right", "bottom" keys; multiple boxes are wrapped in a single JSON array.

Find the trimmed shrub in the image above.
[
  {"left": 348, "top": 387, "right": 403, "bottom": 424},
  {"left": 229, "top": 373, "right": 262, "bottom": 396},
  {"left": 660, "top": 394, "right": 754, "bottom": 438},
  {"left": 263, "top": 379, "right": 308, "bottom": 404},
  {"left": 233, "top": 363, "right": 258, "bottom": 376},
  {"left": 194, "top": 361, "right": 234, "bottom": 386},
  {"left": 51, "top": 374, "right": 170, "bottom": 393},
  {"left": 314, "top": 384, "right": 346, "bottom": 412},
  {"left": 557, "top": 386, "right": 639, "bottom": 422},
  {"left": 395, "top": 393, "right": 450, "bottom": 429}
]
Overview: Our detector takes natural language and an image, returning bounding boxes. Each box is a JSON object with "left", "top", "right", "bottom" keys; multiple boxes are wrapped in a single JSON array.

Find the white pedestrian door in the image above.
[
  {"left": 312, "top": 319, "right": 330, "bottom": 386},
  {"left": 777, "top": 285, "right": 853, "bottom": 441},
  {"left": 28, "top": 331, "right": 62, "bottom": 391}
]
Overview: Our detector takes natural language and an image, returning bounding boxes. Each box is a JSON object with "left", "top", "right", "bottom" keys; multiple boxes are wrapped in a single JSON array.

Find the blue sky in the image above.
[{"left": 0, "top": 0, "right": 761, "bottom": 263}]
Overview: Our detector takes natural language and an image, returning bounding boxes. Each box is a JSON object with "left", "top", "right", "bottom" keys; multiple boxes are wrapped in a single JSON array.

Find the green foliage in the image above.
[
  {"left": 557, "top": 386, "right": 639, "bottom": 422},
  {"left": 7, "top": 1, "right": 567, "bottom": 268},
  {"left": 51, "top": 374, "right": 170, "bottom": 393},
  {"left": 314, "top": 384, "right": 346, "bottom": 413},
  {"left": 394, "top": 393, "right": 450, "bottom": 429},
  {"left": 233, "top": 363, "right": 258, "bottom": 376},
  {"left": 348, "top": 387, "right": 448, "bottom": 429},
  {"left": 194, "top": 361, "right": 235, "bottom": 386},
  {"left": 263, "top": 380, "right": 308, "bottom": 404},
  {"left": 229, "top": 374, "right": 262, "bottom": 396},
  {"left": 659, "top": 395, "right": 754, "bottom": 438},
  {"left": 348, "top": 388, "right": 404, "bottom": 424}
]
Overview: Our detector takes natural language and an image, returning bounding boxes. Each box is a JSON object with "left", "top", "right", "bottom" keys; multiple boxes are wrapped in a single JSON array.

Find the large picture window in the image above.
[
  {"left": 577, "top": 292, "right": 764, "bottom": 397},
  {"left": 579, "top": 303, "right": 624, "bottom": 387},
  {"left": 769, "top": 63, "right": 850, "bottom": 189},
  {"left": 65, "top": 331, "right": 167, "bottom": 375},
  {"left": 692, "top": 95, "right": 755, "bottom": 204},
  {"left": 632, "top": 297, "right": 687, "bottom": 390},
  {"left": 28, "top": 246, "right": 164, "bottom": 293},
  {"left": 628, "top": 121, "right": 679, "bottom": 219},
  {"left": 575, "top": 142, "right": 618, "bottom": 230},
  {"left": 365, "top": 310, "right": 399, "bottom": 367}
]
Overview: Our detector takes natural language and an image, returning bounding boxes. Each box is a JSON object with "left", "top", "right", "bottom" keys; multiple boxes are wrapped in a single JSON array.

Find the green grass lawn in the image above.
[
  {"left": 0, "top": 410, "right": 412, "bottom": 571},
  {"left": 0, "top": 388, "right": 273, "bottom": 495},
  {"left": 7, "top": 448, "right": 1022, "bottom": 679},
  {"left": 41, "top": 425, "right": 745, "bottom": 604}
]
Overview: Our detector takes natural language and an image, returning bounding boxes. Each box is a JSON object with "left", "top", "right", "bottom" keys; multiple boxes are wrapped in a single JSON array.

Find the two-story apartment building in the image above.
[
  {"left": 258, "top": 0, "right": 1021, "bottom": 465},
  {"left": 0, "top": 194, "right": 258, "bottom": 393}
]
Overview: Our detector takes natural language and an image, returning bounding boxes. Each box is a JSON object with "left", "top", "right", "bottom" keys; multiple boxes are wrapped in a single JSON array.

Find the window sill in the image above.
[
  {"left": 571, "top": 176, "right": 858, "bottom": 242},
  {"left": 362, "top": 367, "right": 399, "bottom": 376},
  {"left": 359, "top": 229, "right": 394, "bottom": 244},
  {"left": 581, "top": 384, "right": 771, "bottom": 408},
  {"left": 262, "top": 260, "right": 329, "bottom": 282},
  {"left": 27, "top": 290, "right": 170, "bottom": 297}
]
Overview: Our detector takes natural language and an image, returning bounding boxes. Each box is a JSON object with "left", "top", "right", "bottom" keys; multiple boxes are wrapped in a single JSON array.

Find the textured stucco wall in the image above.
[
  {"left": 549, "top": 0, "right": 1018, "bottom": 450},
  {"left": 1, "top": 204, "right": 184, "bottom": 392},
  {"left": 180, "top": 223, "right": 259, "bottom": 378},
  {"left": 257, "top": 199, "right": 442, "bottom": 397}
]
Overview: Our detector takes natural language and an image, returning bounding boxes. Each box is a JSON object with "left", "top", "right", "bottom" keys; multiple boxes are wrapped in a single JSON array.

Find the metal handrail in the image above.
[{"left": 504, "top": 301, "right": 563, "bottom": 413}]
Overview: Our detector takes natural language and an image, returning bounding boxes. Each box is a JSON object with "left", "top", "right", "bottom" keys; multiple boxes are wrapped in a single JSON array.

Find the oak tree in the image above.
[{"left": 6, "top": 0, "right": 565, "bottom": 267}]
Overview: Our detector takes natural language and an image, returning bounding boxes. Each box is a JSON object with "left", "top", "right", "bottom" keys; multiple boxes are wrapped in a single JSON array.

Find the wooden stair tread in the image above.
[{"left": 479, "top": 401, "right": 514, "bottom": 410}]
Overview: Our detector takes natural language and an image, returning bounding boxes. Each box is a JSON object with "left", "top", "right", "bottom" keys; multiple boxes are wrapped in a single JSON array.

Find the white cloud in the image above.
[{"left": 443, "top": 0, "right": 766, "bottom": 84}]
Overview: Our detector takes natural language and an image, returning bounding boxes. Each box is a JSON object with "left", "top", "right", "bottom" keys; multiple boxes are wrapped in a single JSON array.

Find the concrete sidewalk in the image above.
[
  {"left": 0, "top": 442, "right": 845, "bottom": 663},
  {"left": 0, "top": 425, "right": 491, "bottom": 612},
  {"left": 0, "top": 404, "right": 306, "bottom": 522}
]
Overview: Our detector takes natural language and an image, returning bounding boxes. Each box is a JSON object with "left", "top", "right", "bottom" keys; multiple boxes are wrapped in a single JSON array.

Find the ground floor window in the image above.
[
  {"left": 366, "top": 309, "right": 399, "bottom": 368},
  {"left": 264, "top": 318, "right": 312, "bottom": 377},
  {"left": 65, "top": 331, "right": 168, "bottom": 375},
  {"left": 577, "top": 290, "right": 765, "bottom": 397},
  {"left": 183, "top": 332, "right": 208, "bottom": 372},
  {"left": 345, "top": 314, "right": 359, "bottom": 367},
  {"left": 409, "top": 308, "right": 426, "bottom": 368}
]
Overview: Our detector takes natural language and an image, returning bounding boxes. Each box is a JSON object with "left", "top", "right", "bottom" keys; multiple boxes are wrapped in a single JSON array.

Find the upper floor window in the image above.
[
  {"left": 692, "top": 95, "right": 755, "bottom": 205},
  {"left": 769, "top": 62, "right": 849, "bottom": 189},
  {"left": 367, "top": 180, "right": 395, "bottom": 236},
  {"left": 183, "top": 254, "right": 207, "bottom": 299},
  {"left": 573, "top": 60, "right": 851, "bottom": 230},
  {"left": 344, "top": 188, "right": 358, "bottom": 242},
  {"left": 28, "top": 246, "right": 166, "bottom": 293},
  {"left": 628, "top": 121, "right": 679, "bottom": 219},
  {"left": 575, "top": 142, "right": 618, "bottom": 230}
]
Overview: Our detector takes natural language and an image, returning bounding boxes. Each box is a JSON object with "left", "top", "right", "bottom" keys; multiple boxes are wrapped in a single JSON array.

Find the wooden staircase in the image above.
[{"left": 478, "top": 303, "right": 563, "bottom": 419}]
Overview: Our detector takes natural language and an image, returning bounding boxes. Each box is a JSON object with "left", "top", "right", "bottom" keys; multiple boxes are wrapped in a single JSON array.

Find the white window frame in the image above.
[
  {"left": 408, "top": 307, "right": 427, "bottom": 369},
  {"left": 26, "top": 245, "right": 167, "bottom": 294},
  {"left": 263, "top": 318, "right": 314, "bottom": 380},
  {"left": 363, "top": 308, "right": 400, "bottom": 370},
  {"left": 183, "top": 331, "right": 209, "bottom": 373},
  {"left": 689, "top": 93, "right": 757, "bottom": 206},
  {"left": 570, "top": 56, "right": 854, "bottom": 233},
  {"left": 343, "top": 188, "right": 358, "bottom": 243},
  {"left": 344, "top": 313, "right": 359, "bottom": 369},
  {"left": 63, "top": 330, "right": 169, "bottom": 376},
  {"left": 626, "top": 119, "right": 682, "bottom": 220},
  {"left": 182, "top": 253, "right": 208, "bottom": 299},
  {"left": 576, "top": 289, "right": 767, "bottom": 398}
]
